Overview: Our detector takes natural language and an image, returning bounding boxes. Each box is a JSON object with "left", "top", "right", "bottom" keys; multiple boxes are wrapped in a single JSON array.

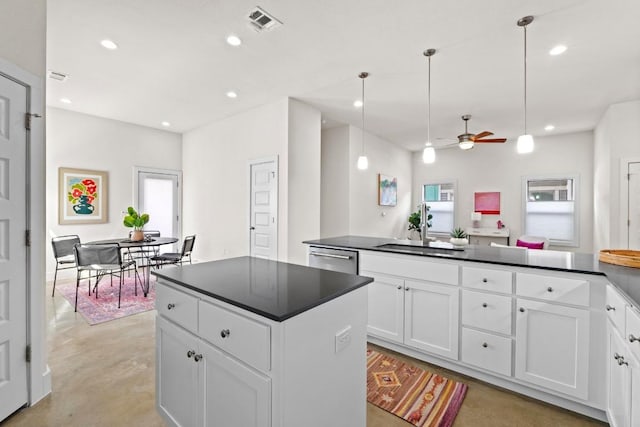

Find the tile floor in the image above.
[{"left": 3, "top": 279, "right": 606, "bottom": 427}]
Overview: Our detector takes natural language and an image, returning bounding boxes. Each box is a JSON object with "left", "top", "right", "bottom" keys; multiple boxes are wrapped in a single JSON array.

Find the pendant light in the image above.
[
  {"left": 517, "top": 16, "right": 535, "bottom": 154},
  {"left": 356, "top": 72, "right": 369, "bottom": 170},
  {"left": 422, "top": 49, "right": 436, "bottom": 164}
]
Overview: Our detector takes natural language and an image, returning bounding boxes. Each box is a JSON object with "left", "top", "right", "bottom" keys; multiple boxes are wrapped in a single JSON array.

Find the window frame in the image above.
[
  {"left": 521, "top": 174, "right": 580, "bottom": 248},
  {"left": 421, "top": 180, "right": 457, "bottom": 236}
]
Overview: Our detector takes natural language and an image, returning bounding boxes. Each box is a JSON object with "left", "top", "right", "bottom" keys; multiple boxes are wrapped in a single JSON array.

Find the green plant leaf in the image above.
[{"left": 123, "top": 216, "right": 135, "bottom": 227}]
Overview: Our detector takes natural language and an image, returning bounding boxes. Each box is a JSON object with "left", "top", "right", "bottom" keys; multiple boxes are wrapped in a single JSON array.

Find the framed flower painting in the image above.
[
  {"left": 378, "top": 174, "right": 397, "bottom": 206},
  {"left": 58, "top": 168, "right": 108, "bottom": 224}
]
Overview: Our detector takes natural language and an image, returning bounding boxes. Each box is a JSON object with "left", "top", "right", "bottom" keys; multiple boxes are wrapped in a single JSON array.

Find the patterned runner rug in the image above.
[
  {"left": 367, "top": 346, "right": 467, "bottom": 427},
  {"left": 56, "top": 275, "right": 156, "bottom": 325}
]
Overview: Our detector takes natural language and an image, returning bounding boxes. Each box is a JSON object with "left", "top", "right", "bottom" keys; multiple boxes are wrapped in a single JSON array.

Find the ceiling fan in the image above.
[{"left": 457, "top": 114, "right": 507, "bottom": 150}]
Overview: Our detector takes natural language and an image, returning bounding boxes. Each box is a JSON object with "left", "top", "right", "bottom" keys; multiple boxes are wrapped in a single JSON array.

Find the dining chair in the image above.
[
  {"left": 73, "top": 243, "right": 141, "bottom": 311},
  {"left": 151, "top": 235, "right": 196, "bottom": 268},
  {"left": 51, "top": 234, "right": 81, "bottom": 297}
]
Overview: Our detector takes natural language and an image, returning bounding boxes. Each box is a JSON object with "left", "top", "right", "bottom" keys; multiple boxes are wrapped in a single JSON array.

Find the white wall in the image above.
[
  {"left": 412, "top": 131, "right": 594, "bottom": 253},
  {"left": 594, "top": 99, "right": 640, "bottom": 250},
  {"left": 348, "top": 126, "right": 413, "bottom": 238},
  {"left": 321, "top": 126, "right": 350, "bottom": 237},
  {"left": 0, "top": 0, "right": 46, "bottom": 78},
  {"left": 287, "top": 99, "right": 321, "bottom": 265},
  {"left": 182, "top": 99, "right": 293, "bottom": 262},
  {"left": 46, "top": 108, "right": 182, "bottom": 276}
]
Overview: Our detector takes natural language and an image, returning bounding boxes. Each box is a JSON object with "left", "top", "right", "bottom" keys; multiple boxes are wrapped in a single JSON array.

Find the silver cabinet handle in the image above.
[
  {"left": 618, "top": 357, "right": 628, "bottom": 367},
  {"left": 614, "top": 352, "right": 622, "bottom": 360},
  {"left": 187, "top": 350, "right": 195, "bottom": 358},
  {"left": 482, "top": 303, "right": 488, "bottom": 308},
  {"left": 630, "top": 334, "right": 640, "bottom": 343},
  {"left": 482, "top": 342, "right": 488, "bottom": 348},
  {"left": 547, "top": 287, "right": 553, "bottom": 292},
  {"left": 519, "top": 307, "right": 525, "bottom": 313},
  {"left": 221, "top": 329, "right": 231, "bottom": 338},
  {"left": 606, "top": 305, "right": 616, "bottom": 311},
  {"left": 396, "top": 285, "right": 402, "bottom": 290},
  {"left": 309, "top": 252, "right": 352, "bottom": 260},
  {"left": 405, "top": 287, "right": 410, "bottom": 291},
  {"left": 167, "top": 303, "right": 175, "bottom": 310},
  {"left": 194, "top": 354, "right": 203, "bottom": 362},
  {"left": 482, "top": 278, "right": 488, "bottom": 283}
]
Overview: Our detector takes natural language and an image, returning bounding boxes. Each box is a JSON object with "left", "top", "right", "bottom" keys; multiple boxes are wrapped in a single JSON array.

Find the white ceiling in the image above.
[{"left": 46, "top": 0, "right": 640, "bottom": 151}]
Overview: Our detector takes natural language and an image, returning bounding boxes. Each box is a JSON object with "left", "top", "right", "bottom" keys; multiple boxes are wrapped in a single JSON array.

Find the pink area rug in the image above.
[{"left": 56, "top": 275, "right": 156, "bottom": 325}]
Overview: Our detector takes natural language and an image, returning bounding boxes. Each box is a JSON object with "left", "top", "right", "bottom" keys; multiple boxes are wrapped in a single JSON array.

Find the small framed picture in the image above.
[
  {"left": 474, "top": 191, "right": 500, "bottom": 215},
  {"left": 378, "top": 174, "right": 397, "bottom": 207},
  {"left": 58, "top": 167, "right": 108, "bottom": 224}
]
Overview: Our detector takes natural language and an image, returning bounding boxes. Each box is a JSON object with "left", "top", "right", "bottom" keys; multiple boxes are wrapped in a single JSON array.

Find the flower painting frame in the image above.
[
  {"left": 58, "top": 167, "right": 109, "bottom": 224},
  {"left": 378, "top": 174, "right": 397, "bottom": 207}
]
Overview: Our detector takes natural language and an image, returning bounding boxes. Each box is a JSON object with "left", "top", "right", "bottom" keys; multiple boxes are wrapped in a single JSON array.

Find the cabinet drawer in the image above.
[
  {"left": 461, "top": 290, "right": 512, "bottom": 335},
  {"left": 199, "top": 300, "right": 271, "bottom": 372},
  {"left": 156, "top": 282, "right": 198, "bottom": 332},
  {"left": 606, "top": 285, "right": 627, "bottom": 334},
  {"left": 462, "top": 266, "right": 512, "bottom": 294},
  {"left": 626, "top": 306, "right": 640, "bottom": 361},
  {"left": 360, "top": 252, "right": 458, "bottom": 285},
  {"left": 461, "top": 328, "right": 512, "bottom": 376},
  {"left": 516, "top": 273, "right": 589, "bottom": 307}
]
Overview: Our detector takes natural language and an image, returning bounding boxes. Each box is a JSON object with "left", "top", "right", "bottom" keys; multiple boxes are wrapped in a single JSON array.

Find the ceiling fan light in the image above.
[
  {"left": 423, "top": 146, "right": 436, "bottom": 163},
  {"left": 357, "top": 155, "right": 369, "bottom": 170},
  {"left": 517, "top": 134, "right": 535, "bottom": 153},
  {"left": 459, "top": 139, "right": 474, "bottom": 150}
]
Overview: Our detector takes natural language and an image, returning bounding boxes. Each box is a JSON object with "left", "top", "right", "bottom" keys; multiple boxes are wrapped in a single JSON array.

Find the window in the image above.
[
  {"left": 523, "top": 176, "right": 578, "bottom": 247},
  {"left": 423, "top": 182, "right": 455, "bottom": 234}
]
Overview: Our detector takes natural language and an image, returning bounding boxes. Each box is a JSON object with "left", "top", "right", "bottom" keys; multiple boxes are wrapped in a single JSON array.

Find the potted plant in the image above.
[
  {"left": 449, "top": 227, "right": 468, "bottom": 246},
  {"left": 407, "top": 205, "right": 432, "bottom": 239},
  {"left": 123, "top": 206, "right": 150, "bottom": 241}
]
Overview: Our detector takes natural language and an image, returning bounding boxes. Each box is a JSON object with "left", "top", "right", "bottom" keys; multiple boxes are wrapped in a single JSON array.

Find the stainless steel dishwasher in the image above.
[{"left": 308, "top": 246, "right": 358, "bottom": 274}]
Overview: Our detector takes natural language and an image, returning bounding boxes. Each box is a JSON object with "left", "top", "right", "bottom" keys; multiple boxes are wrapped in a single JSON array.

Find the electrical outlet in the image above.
[{"left": 335, "top": 326, "right": 351, "bottom": 353}]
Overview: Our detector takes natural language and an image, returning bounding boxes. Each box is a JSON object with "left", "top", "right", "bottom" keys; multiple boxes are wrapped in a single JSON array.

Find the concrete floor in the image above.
[{"left": 3, "top": 279, "right": 605, "bottom": 427}]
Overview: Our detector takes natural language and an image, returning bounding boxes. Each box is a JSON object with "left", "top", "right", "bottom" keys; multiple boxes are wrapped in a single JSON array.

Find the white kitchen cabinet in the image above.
[
  {"left": 366, "top": 274, "right": 404, "bottom": 343},
  {"left": 515, "top": 298, "right": 590, "bottom": 400},
  {"left": 404, "top": 280, "right": 459, "bottom": 359},
  {"left": 608, "top": 325, "right": 632, "bottom": 427}
]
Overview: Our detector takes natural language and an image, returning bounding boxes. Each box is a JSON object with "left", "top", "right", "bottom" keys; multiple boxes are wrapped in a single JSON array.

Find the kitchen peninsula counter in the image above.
[{"left": 304, "top": 235, "right": 640, "bottom": 308}]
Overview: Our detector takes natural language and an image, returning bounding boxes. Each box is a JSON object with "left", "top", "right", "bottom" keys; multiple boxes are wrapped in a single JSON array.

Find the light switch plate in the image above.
[{"left": 335, "top": 325, "right": 352, "bottom": 353}]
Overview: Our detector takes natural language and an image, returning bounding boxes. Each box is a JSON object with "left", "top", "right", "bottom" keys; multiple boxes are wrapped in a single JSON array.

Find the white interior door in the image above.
[
  {"left": 135, "top": 167, "right": 181, "bottom": 241},
  {"left": 249, "top": 158, "right": 278, "bottom": 260},
  {"left": 0, "top": 73, "right": 29, "bottom": 420},
  {"left": 628, "top": 162, "right": 640, "bottom": 249}
]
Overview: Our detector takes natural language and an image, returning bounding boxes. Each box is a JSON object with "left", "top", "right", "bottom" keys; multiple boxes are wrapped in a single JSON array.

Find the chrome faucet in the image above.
[{"left": 420, "top": 202, "right": 430, "bottom": 244}]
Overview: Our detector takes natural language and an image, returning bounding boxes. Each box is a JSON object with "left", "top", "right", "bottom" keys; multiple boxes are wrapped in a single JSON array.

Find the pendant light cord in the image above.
[
  {"left": 361, "top": 76, "right": 365, "bottom": 154},
  {"left": 427, "top": 54, "right": 431, "bottom": 144},
  {"left": 523, "top": 24, "right": 528, "bottom": 135}
]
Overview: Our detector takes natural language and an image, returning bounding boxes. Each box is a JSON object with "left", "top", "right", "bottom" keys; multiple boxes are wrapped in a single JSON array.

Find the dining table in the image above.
[{"left": 85, "top": 236, "right": 179, "bottom": 296}]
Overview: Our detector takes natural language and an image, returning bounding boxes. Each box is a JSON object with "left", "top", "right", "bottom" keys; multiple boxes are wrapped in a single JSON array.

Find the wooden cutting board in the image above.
[{"left": 599, "top": 249, "right": 640, "bottom": 268}]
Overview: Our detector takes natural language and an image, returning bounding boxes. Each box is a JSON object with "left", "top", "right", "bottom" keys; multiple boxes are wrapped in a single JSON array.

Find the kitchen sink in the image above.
[{"left": 375, "top": 242, "right": 465, "bottom": 252}]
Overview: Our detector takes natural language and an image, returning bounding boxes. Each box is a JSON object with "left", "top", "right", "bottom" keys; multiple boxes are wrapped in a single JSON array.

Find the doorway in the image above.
[
  {"left": 0, "top": 71, "right": 29, "bottom": 420},
  {"left": 249, "top": 157, "right": 278, "bottom": 260},
  {"left": 134, "top": 167, "right": 181, "bottom": 246}
]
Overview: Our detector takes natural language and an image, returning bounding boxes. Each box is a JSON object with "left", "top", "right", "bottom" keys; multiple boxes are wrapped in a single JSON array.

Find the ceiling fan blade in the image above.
[
  {"left": 475, "top": 138, "right": 507, "bottom": 143},
  {"left": 471, "top": 131, "right": 493, "bottom": 141}
]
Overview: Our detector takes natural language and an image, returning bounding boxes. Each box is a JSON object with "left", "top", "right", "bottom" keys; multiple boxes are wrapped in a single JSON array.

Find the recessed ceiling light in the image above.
[
  {"left": 226, "top": 35, "right": 242, "bottom": 47},
  {"left": 60, "top": 98, "right": 72, "bottom": 104},
  {"left": 100, "top": 39, "right": 118, "bottom": 50},
  {"left": 549, "top": 45, "right": 567, "bottom": 56},
  {"left": 544, "top": 124, "right": 555, "bottom": 131},
  {"left": 353, "top": 100, "right": 363, "bottom": 108},
  {"left": 226, "top": 91, "right": 238, "bottom": 98},
  {"left": 161, "top": 121, "right": 171, "bottom": 127}
]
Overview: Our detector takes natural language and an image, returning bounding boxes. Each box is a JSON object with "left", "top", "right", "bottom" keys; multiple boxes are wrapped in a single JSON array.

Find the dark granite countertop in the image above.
[
  {"left": 151, "top": 256, "right": 373, "bottom": 322},
  {"left": 303, "top": 235, "right": 640, "bottom": 308}
]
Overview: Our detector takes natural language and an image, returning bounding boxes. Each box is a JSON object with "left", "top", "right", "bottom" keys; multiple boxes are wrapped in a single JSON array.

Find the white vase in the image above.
[{"left": 450, "top": 237, "right": 467, "bottom": 246}]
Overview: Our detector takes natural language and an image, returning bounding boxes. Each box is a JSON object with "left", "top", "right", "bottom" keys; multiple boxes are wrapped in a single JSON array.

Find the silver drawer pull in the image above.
[
  {"left": 614, "top": 352, "right": 622, "bottom": 360},
  {"left": 606, "top": 305, "right": 615, "bottom": 311},
  {"left": 396, "top": 285, "right": 402, "bottom": 290},
  {"left": 482, "top": 303, "right": 488, "bottom": 308},
  {"left": 482, "top": 278, "right": 488, "bottom": 283},
  {"left": 194, "top": 354, "right": 203, "bottom": 362},
  {"left": 519, "top": 307, "right": 525, "bottom": 313},
  {"left": 482, "top": 342, "right": 488, "bottom": 348},
  {"left": 167, "top": 303, "right": 176, "bottom": 310},
  {"left": 187, "top": 350, "right": 195, "bottom": 358},
  {"left": 547, "top": 287, "right": 553, "bottom": 292},
  {"left": 309, "top": 252, "right": 352, "bottom": 260},
  {"left": 221, "top": 329, "right": 231, "bottom": 338},
  {"left": 618, "top": 357, "right": 629, "bottom": 367},
  {"left": 630, "top": 334, "right": 640, "bottom": 343}
]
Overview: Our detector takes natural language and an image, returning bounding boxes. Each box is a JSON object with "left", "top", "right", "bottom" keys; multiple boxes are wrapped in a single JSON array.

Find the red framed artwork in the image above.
[{"left": 474, "top": 191, "right": 500, "bottom": 215}]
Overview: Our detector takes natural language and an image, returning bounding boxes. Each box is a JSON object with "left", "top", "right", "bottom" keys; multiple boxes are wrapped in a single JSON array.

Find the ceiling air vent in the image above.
[
  {"left": 48, "top": 70, "right": 69, "bottom": 82},
  {"left": 247, "top": 6, "right": 282, "bottom": 32}
]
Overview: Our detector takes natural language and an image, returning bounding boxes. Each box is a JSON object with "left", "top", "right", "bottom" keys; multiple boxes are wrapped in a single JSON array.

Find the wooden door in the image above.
[
  {"left": 364, "top": 272, "right": 404, "bottom": 343},
  {"left": 515, "top": 298, "right": 589, "bottom": 399},
  {"left": 249, "top": 157, "right": 278, "bottom": 260},
  {"left": 404, "top": 280, "right": 459, "bottom": 360},
  {"left": 0, "top": 72, "right": 28, "bottom": 421}
]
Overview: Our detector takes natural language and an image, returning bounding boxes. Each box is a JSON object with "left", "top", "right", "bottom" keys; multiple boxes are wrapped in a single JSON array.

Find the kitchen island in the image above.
[
  {"left": 152, "top": 256, "right": 373, "bottom": 427},
  {"left": 304, "top": 236, "right": 640, "bottom": 423}
]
